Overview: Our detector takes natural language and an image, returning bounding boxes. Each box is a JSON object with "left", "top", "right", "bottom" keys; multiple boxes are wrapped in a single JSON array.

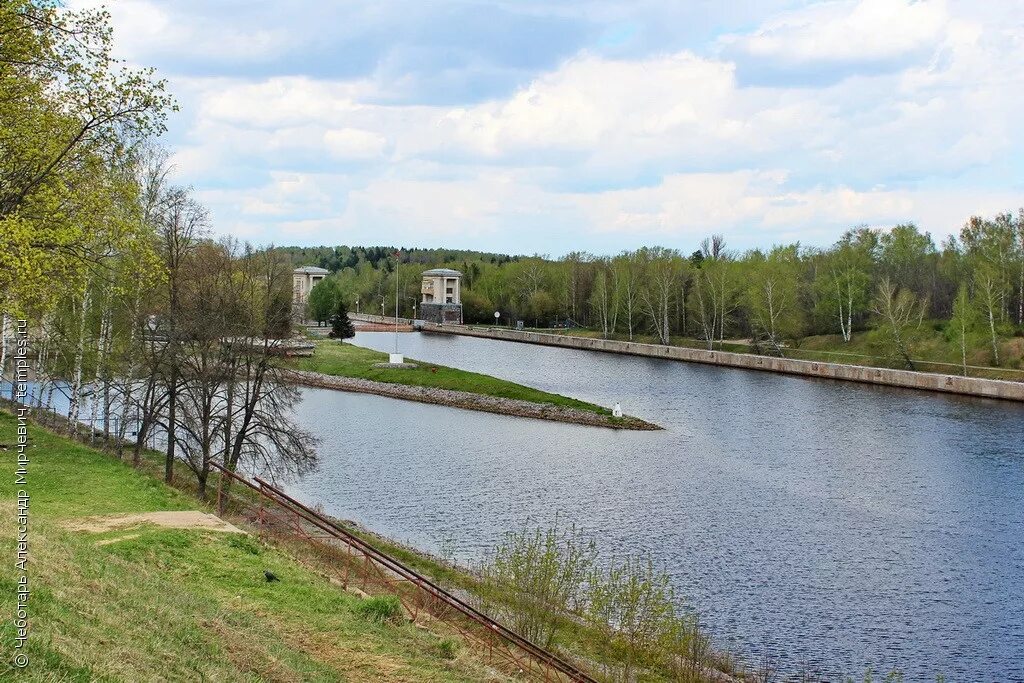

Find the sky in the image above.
[{"left": 75, "top": 0, "right": 1024, "bottom": 256}]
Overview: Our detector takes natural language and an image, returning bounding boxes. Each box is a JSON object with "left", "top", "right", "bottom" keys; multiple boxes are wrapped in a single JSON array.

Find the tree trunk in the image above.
[
  {"left": 68, "top": 286, "right": 92, "bottom": 429},
  {"left": 165, "top": 363, "right": 177, "bottom": 483},
  {"left": 988, "top": 306, "right": 1000, "bottom": 365},
  {"left": 960, "top": 319, "right": 968, "bottom": 377}
]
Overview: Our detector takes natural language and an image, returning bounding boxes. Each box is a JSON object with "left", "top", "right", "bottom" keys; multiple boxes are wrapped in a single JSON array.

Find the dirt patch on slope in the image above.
[{"left": 65, "top": 511, "right": 245, "bottom": 535}]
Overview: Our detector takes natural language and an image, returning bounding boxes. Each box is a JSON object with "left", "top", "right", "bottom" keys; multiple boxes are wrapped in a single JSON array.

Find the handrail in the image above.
[{"left": 211, "top": 462, "right": 596, "bottom": 683}]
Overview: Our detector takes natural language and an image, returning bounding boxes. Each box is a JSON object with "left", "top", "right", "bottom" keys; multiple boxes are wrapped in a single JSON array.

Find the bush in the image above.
[
  {"left": 475, "top": 521, "right": 596, "bottom": 648},
  {"left": 355, "top": 595, "right": 404, "bottom": 624},
  {"left": 438, "top": 638, "right": 459, "bottom": 660}
]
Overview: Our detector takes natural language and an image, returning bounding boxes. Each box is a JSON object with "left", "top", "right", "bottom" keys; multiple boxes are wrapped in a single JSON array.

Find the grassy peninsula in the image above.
[{"left": 292, "top": 339, "right": 614, "bottom": 416}]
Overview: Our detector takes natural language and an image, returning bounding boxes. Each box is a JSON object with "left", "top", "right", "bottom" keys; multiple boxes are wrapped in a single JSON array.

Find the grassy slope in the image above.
[
  {"left": 293, "top": 339, "right": 611, "bottom": 415},
  {"left": 0, "top": 413, "right": 495, "bottom": 682},
  {"left": 521, "top": 325, "right": 1024, "bottom": 380}
]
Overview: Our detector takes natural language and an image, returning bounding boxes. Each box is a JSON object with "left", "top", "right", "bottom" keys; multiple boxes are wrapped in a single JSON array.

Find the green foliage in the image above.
[
  {"left": 871, "top": 277, "right": 926, "bottom": 369},
  {"left": 476, "top": 522, "right": 714, "bottom": 681},
  {"left": 745, "top": 244, "right": 804, "bottom": 353},
  {"left": 476, "top": 522, "right": 596, "bottom": 647},
  {"left": 355, "top": 595, "right": 404, "bottom": 624},
  {"left": 295, "top": 339, "right": 609, "bottom": 414},
  {"left": 438, "top": 638, "right": 460, "bottom": 660},
  {"left": 308, "top": 277, "right": 340, "bottom": 325},
  {"left": 277, "top": 210, "right": 1024, "bottom": 371},
  {"left": 0, "top": 0, "right": 173, "bottom": 316},
  {"left": 328, "top": 297, "right": 355, "bottom": 339}
]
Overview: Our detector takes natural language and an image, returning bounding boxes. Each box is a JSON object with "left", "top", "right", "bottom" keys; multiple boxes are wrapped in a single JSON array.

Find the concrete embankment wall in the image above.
[
  {"left": 350, "top": 313, "right": 414, "bottom": 325},
  {"left": 422, "top": 324, "right": 1024, "bottom": 402}
]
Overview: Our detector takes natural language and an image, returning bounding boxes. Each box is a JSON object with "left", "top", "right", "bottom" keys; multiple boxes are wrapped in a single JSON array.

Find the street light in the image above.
[
  {"left": 355, "top": 298, "right": 359, "bottom": 314},
  {"left": 390, "top": 251, "right": 404, "bottom": 364},
  {"left": 394, "top": 252, "right": 400, "bottom": 353}
]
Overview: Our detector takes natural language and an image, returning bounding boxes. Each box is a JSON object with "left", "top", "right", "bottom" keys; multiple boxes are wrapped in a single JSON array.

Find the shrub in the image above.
[
  {"left": 438, "top": 638, "right": 459, "bottom": 660},
  {"left": 475, "top": 521, "right": 596, "bottom": 648},
  {"left": 355, "top": 595, "right": 403, "bottom": 624}
]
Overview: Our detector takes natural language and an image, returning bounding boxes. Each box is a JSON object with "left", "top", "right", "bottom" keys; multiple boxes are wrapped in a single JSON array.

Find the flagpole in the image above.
[{"left": 394, "top": 251, "right": 399, "bottom": 354}]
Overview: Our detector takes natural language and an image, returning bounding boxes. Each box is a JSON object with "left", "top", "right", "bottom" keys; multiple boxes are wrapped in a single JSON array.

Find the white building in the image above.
[
  {"left": 420, "top": 268, "right": 463, "bottom": 323},
  {"left": 292, "top": 265, "right": 329, "bottom": 318}
]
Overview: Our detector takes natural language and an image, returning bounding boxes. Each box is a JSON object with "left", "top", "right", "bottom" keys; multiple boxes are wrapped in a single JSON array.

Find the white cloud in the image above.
[
  {"left": 324, "top": 128, "right": 389, "bottom": 160},
  {"left": 720, "top": 0, "right": 949, "bottom": 71},
  {"left": 111, "top": 0, "right": 1024, "bottom": 253},
  {"left": 69, "top": 0, "right": 289, "bottom": 63}
]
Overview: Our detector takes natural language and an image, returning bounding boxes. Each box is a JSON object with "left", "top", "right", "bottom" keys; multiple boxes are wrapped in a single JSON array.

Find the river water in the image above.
[{"left": 289, "top": 331, "right": 1019, "bottom": 679}]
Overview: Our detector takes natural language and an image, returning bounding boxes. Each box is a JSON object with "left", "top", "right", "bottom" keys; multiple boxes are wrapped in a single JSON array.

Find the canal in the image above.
[{"left": 290, "top": 331, "right": 1024, "bottom": 680}]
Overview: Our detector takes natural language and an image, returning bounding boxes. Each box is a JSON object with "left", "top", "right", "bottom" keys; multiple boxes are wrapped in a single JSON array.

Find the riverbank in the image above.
[
  {"left": 526, "top": 326, "right": 1024, "bottom": 381},
  {"left": 418, "top": 324, "right": 1024, "bottom": 402},
  {"left": 0, "top": 411, "right": 498, "bottom": 682},
  {"left": 3, "top": 409, "right": 757, "bottom": 681},
  {"left": 289, "top": 339, "right": 659, "bottom": 430}
]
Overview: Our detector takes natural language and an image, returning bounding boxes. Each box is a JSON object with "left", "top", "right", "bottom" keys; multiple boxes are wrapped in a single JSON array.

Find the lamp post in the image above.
[
  {"left": 394, "top": 254, "right": 400, "bottom": 354},
  {"left": 355, "top": 298, "right": 359, "bottom": 314},
  {"left": 390, "top": 251, "right": 404, "bottom": 364}
]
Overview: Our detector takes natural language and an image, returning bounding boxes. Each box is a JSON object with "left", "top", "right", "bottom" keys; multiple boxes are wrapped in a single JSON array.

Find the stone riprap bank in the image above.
[{"left": 283, "top": 368, "right": 659, "bottom": 430}]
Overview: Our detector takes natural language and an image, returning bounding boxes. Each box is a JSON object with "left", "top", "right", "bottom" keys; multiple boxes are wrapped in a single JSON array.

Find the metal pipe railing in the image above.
[{"left": 211, "top": 462, "right": 596, "bottom": 683}]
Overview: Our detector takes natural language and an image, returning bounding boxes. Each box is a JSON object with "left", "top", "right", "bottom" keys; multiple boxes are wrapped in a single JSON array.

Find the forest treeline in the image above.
[{"left": 284, "top": 216, "right": 1024, "bottom": 371}]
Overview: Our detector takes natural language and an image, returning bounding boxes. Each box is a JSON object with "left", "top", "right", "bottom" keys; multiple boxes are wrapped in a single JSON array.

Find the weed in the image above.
[
  {"left": 355, "top": 595, "right": 404, "bottom": 624},
  {"left": 438, "top": 638, "right": 459, "bottom": 660}
]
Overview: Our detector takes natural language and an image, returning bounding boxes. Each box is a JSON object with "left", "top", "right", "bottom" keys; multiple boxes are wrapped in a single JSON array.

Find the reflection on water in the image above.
[{"left": 290, "top": 332, "right": 1024, "bottom": 679}]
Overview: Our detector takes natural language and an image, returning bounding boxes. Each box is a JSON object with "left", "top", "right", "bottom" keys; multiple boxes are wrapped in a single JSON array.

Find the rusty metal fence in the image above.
[{"left": 211, "top": 462, "right": 596, "bottom": 683}]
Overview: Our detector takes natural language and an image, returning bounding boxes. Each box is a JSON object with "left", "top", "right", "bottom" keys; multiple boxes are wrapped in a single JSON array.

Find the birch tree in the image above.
[
  {"left": 872, "top": 277, "right": 923, "bottom": 370},
  {"left": 745, "top": 245, "right": 803, "bottom": 355},
  {"left": 614, "top": 253, "right": 641, "bottom": 341},
  {"left": 637, "top": 248, "right": 679, "bottom": 345},
  {"left": 948, "top": 285, "right": 980, "bottom": 376},
  {"left": 814, "top": 237, "right": 873, "bottom": 342}
]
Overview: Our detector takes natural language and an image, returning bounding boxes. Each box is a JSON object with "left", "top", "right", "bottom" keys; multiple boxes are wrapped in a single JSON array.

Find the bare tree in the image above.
[{"left": 157, "top": 187, "right": 206, "bottom": 482}]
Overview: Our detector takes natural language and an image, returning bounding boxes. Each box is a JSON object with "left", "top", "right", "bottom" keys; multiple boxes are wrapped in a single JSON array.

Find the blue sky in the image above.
[{"left": 78, "top": 0, "right": 1024, "bottom": 256}]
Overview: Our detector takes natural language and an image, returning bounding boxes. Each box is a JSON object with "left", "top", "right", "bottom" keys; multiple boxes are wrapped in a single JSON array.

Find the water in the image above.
[
  {"left": 13, "top": 329, "right": 1021, "bottom": 679},
  {"left": 289, "top": 332, "right": 1024, "bottom": 679}
]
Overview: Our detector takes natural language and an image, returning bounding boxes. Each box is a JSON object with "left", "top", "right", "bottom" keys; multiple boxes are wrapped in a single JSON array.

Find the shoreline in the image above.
[
  {"left": 422, "top": 324, "right": 1024, "bottom": 402},
  {"left": 348, "top": 314, "right": 1024, "bottom": 402},
  {"left": 282, "top": 368, "right": 661, "bottom": 430}
]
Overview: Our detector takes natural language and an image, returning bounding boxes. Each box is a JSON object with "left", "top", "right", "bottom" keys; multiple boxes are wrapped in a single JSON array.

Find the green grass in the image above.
[
  {"left": 518, "top": 324, "right": 1024, "bottom": 381},
  {"left": 0, "top": 412, "right": 499, "bottom": 682},
  {"left": 293, "top": 339, "right": 611, "bottom": 415}
]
